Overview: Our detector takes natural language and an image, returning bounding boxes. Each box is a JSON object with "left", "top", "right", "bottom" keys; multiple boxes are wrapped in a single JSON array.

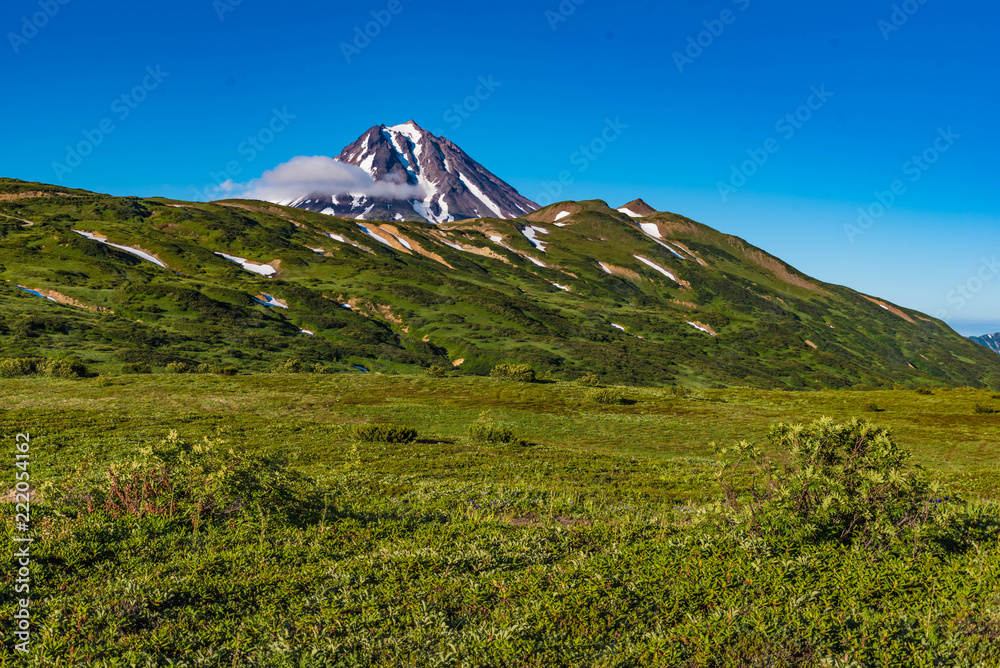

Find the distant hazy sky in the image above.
[{"left": 1, "top": 0, "right": 997, "bottom": 334}]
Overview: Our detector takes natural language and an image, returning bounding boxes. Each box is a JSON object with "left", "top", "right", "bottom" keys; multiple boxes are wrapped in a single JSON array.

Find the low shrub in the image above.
[
  {"left": 166, "top": 362, "right": 194, "bottom": 374},
  {"left": 0, "top": 358, "right": 37, "bottom": 378},
  {"left": 312, "top": 364, "right": 331, "bottom": 374},
  {"left": 576, "top": 373, "right": 601, "bottom": 387},
  {"left": 426, "top": 365, "right": 447, "bottom": 378},
  {"left": 352, "top": 423, "right": 418, "bottom": 444},
  {"left": 54, "top": 431, "right": 317, "bottom": 526},
  {"left": 715, "top": 417, "right": 964, "bottom": 552},
  {"left": 272, "top": 359, "right": 304, "bottom": 373},
  {"left": 490, "top": 363, "right": 536, "bottom": 383},
  {"left": 0, "top": 358, "right": 89, "bottom": 379},
  {"left": 588, "top": 388, "right": 628, "bottom": 405},
  {"left": 469, "top": 411, "right": 526, "bottom": 446},
  {"left": 973, "top": 402, "right": 998, "bottom": 415},
  {"left": 121, "top": 363, "right": 152, "bottom": 374},
  {"left": 864, "top": 402, "right": 883, "bottom": 412},
  {"left": 668, "top": 386, "right": 693, "bottom": 398},
  {"left": 915, "top": 387, "right": 933, "bottom": 396},
  {"left": 42, "top": 359, "right": 88, "bottom": 379}
]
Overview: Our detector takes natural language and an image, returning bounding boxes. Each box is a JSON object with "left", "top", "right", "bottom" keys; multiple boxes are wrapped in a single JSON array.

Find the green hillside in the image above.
[{"left": 1, "top": 178, "right": 997, "bottom": 389}]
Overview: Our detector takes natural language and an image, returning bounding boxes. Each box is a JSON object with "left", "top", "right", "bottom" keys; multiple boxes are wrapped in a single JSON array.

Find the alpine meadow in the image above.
[{"left": 2, "top": 1, "right": 1000, "bottom": 666}]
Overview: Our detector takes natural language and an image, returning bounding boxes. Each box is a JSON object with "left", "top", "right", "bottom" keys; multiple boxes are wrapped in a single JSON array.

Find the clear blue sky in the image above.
[{"left": 2, "top": 0, "right": 997, "bottom": 335}]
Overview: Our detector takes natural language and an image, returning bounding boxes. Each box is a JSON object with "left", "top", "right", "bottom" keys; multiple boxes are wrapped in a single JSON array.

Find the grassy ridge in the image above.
[
  {"left": 2, "top": 178, "right": 999, "bottom": 389},
  {"left": 1, "top": 375, "right": 999, "bottom": 665}
]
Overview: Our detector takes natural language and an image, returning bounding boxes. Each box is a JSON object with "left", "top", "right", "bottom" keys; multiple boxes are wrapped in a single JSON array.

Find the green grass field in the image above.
[{"left": 2, "top": 374, "right": 999, "bottom": 666}]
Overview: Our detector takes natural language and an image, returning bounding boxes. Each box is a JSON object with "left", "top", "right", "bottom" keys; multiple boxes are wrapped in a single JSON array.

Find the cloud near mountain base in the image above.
[{"left": 209, "top": 155, "right": 424, "bottom": 203}]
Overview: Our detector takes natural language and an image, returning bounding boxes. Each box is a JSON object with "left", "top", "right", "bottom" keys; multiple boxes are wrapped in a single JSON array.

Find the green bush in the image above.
[
  {"left": 57, "top": 431, "right": 317, "bottom": 526},
  {"left": 166, "top": 362, "right": 194, "bottom": 374},
  {"left": 715, "top": 417, "right": 962, "bottom": 551},
  {"left": 588, "top": 387, "right": 627, "bottom": 405},
  {"left": 668, "top": 386, "right": 693, "bottom": 398},
  {"left": 0, "top": 358, "right": 88, "bottom": 379},
  {"left": 469, "top": 411, "right": 526, "bottom": 446},
  {"left": 973, "top": 402, "right": 998, "bottom": 415},
  {"left": 272, "top": 359, "right": 304, "bottom": 373},
  {"left": 864, "top": 401, "right": 883, "bottom": 412},
  {"left": 490, "top": 363, "right": 536, "bottom": 383},
  {"left": 0, "top": 358, "right": 38, "bottom": 378},
  {"left": 915, "top": 387, "right": 933, "bottom": 395},
  {"left": 121, "top": 363, "right": 152, "bottom": 374},
  {"left": 352, "top": 423, "right": 418, "bottom": 444},
  {"left": 576, "top": 373, "right": 601, "bottom": 387},
  {"left": 312, "top": 363, "right": 331, "bottom": 374},
  {"left": 42, "top": 359, "right": 89, "bottom": 379},
  {"left": 215, "top": 366, "right": 239, "bottom": 376},
  {"left": 426, "top": 365, "right": 447, "bottom": 378}
]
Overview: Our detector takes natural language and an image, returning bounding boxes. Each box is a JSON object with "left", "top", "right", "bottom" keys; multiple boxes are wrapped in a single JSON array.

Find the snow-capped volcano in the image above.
[{"left": 289, "top": 121, "right": 538, "bottom": 224}]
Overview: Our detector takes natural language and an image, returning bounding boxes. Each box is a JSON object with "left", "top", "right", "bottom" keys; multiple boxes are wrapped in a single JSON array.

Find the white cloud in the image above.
[{"left": 210, "top": 155, "right": 424, "bottom": 203}]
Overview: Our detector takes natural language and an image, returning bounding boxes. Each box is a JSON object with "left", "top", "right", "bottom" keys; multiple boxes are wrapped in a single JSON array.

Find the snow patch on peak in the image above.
[
  {"left": 389, "top": 122, "right": 425, "bottom": 145},
  {"left": 459, "top": 173, "right": 505, "bottom": 219},
  {"left": 619, "top": 207, "right": 642, "bottom": 218},
  {"left": 554, "top": 211, "right": 572, "bottom": 221}
]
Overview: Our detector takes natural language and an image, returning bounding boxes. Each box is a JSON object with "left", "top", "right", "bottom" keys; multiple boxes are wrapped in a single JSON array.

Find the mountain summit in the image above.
[
  {"left": 288, "top": 122, "right": 538, "bottom": 224},
  {"left": 971, "top": 332, "right": 1000, "bottom": 354}
]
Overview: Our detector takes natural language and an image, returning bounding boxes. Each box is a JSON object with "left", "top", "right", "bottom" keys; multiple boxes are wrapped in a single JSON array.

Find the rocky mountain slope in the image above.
[
  {"left": 1, "top": 178, "right": 998, "bottom": 389},
  {"left": 285, "top": 122, "right": 538, "bottom": 224},
  {"left": 971, "top": 333, "right": 1000, "bottom": 354}
]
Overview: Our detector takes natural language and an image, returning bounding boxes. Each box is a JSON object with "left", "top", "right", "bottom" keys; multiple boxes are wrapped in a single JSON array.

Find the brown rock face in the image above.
[
  {"left": 291, "top": 121, "right": 538, "bottom": 224},
  {"left": 616, "top": 199, "right": 658, "bottom": 217}
]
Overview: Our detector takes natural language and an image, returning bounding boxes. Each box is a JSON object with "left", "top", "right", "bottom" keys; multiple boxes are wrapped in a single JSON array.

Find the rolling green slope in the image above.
[{"left": 1, "top": 178, "right": 997, "bottom": 389}]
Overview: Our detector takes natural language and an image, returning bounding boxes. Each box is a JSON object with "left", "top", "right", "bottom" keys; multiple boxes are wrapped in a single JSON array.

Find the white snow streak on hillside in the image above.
[
  {"left": 459, "top": 173, "right": 504, "bottom": 218},
  {"left": 356, "top": 224, "right": 396, "bottom": 248},
  {"left": 687, "top": 322, "right": 715, "bottom": 336},
  {"left": 618, "top": 208, "right": 641, "bottom": 218},
  {"left": 639, "top": 222, "right": 661, "bottom": 238},
  {"left": 634, "top": 255, "right": 678, "bottom": 283},
  {"left": 214, "top": 252, "right": 277, "bottom": 276},
  {"left": 521, "top": 226, "right": 548, "bottom": 251},
  {"left": 256, "top": 294, "right": 289, "bottom": 309},
  {"left": 73, "top": 230, "right": 167, "bottom": 268},
  {"left": 554, "top": 211, "right": 572, "bottom": 221}
]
